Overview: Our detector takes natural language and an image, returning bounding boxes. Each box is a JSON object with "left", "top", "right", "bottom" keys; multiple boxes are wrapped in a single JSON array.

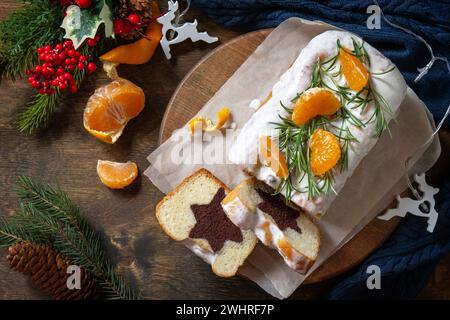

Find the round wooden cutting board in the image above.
[{"left": 159, "top": 29, "right": 400, "bottom": 284}]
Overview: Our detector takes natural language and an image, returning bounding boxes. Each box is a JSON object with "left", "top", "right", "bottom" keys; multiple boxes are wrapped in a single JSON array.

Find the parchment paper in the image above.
[{"left": 144, "top": 18, "right": 441, "bottom": 299}]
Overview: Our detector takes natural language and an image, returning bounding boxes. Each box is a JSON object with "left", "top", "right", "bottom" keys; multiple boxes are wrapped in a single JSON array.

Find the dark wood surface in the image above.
[
  {"left": 159, "top": 28, "right": 401, "bottom": 284},
  {"left": 0, "top": 0, "right": 449, "bottom": 300}
]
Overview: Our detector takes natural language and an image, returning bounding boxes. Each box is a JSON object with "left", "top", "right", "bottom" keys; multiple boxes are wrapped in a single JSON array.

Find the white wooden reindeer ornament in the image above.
[
  {"left": 378, "top": 173, "right": 439, "bottom": 233},
  {"left": 157, "top": 1, "right": 218, "bottom": 59}
]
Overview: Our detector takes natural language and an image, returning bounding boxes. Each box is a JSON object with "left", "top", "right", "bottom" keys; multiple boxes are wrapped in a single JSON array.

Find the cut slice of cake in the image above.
[
  {"left": 156, "top": 168, "right": 258, "bottom": 277},
  {"left": 222, "top": 178, "right": 320, "bottom": 274}
]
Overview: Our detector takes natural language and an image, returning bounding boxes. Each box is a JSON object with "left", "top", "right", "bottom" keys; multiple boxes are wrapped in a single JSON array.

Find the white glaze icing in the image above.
[
  {"left": 221, "top": 195, "right": 257, "bottom": 230},
  {"left": 249, "top": 99, "right": 261, "bottom": 110},
  {"left": 221, "top": 188, "right": 312, "bottom": 273},
  {"left": 229, "top": 30, "right": 407, "bottom": 216},
  {"left": 254, "top": 209, "right": 310, "bottom": 273},
  {"left": 183, "top": 239, "right": 216, "bottom": 265}
]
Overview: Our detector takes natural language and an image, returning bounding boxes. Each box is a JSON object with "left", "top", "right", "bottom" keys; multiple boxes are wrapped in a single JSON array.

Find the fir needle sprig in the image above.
[
  {"left": 274, "top": 38, "right": 395, "bottom": 199},
  {"left": 0, "top": 176, "right": 140, "bottom": 300},
  {"left": 18, "top": 43, "right": 101, "bottom": 133},
  {"left": 18, "top": 61, "right": 87, "bottom": 134}
]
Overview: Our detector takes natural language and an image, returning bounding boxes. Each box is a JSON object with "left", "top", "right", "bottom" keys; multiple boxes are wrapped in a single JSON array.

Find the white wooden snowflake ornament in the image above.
[
  {"left": 378, "top": 173, "right": 439, "bottom": 233},
  {"left": 157, "top": 1, "right": 218, "bottom": 59}
]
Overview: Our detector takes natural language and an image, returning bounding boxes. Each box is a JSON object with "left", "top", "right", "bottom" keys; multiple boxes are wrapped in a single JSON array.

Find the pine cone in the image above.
[
  {"left": 7, "top": 243, "right": 97, "bottom": 300},
  {"left": 116, "top": 0, "right": 153, "bottom": 40}
]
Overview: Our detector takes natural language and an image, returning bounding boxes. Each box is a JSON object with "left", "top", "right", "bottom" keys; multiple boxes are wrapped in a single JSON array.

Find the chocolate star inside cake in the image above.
[
  {"left": 256, "top": 189, "right": 301, "bottom": 233},
  {"left": 190, "top": 188, "right": 243, "bottom": 252}
]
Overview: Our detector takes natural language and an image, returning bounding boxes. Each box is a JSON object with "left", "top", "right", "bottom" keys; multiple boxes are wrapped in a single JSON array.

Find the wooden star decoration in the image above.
[{"left": 189, "top": 188, "right": 243, "bottom": 252}]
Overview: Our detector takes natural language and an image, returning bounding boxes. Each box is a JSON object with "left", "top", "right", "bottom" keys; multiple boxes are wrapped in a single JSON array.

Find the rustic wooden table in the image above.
[{"left": 0, "top": 0, "right": 449, "bottom": 300}]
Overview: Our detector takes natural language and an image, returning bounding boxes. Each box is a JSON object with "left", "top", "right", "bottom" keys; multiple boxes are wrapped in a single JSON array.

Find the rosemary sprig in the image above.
[
  {"left": 0, "top": 176, "right": 140, "bottom": 300},
  {"left": 274, "top": 38, "right": 395, "bottom": 199},
  {"left": 273, "top": 114, "right": 339, "bottom": 198}
]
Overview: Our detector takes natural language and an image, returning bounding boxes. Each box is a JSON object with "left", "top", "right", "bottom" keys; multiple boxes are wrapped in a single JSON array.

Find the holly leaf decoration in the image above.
[{"left": 61, "top": 0, "right": 114, "bottom": 49}]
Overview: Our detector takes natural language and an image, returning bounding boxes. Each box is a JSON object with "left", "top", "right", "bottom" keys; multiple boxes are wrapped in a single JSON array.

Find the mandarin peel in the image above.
[
  {"left": 256, "top": 91, "right": 272, "bottom": 112},
  {"left": 100, "top": 2, "right": 162, "bottom": 66},
  {"left": 188, "top": 107, "right": 231, "bottom": 135}
]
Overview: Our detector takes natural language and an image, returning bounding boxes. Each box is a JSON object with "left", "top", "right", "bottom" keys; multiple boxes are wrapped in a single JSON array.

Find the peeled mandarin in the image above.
[
  {"left": 291, "top": 88, "right": 341, "bottom": 125},
  {"left": 85, "top": 97, "right": 122, "bottom": 132},
  {"left": 112, "top": 80, "right": 145, "bottom": 118},
  {"left": 84, "top": 78, "right": 145, "bottom": 144},
  {"left": 339, "top": 47, "right": 369, "bottom": 92},
  {"left": 259, "top": 136, "right": 289, "bottom": 179},
  {"left": 97, "top": 160, "right": 138, "bottom": 189},
  {"left": 309, "top": 129, "right": 341, "bottom": 176}
]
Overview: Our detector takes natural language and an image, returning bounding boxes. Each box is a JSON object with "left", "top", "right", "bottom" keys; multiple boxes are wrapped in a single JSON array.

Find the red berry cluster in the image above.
[
  {"left": 114, "top": 14, "right": 143, "bottom": 36},
  {"left": 26, "top": 40, "right": 98, "bottom": 95}
]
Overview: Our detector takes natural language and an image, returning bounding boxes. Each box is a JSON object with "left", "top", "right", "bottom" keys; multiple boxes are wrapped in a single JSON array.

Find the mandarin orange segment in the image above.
[
  {"left": 112, "top": 82, "right": 146, "bottom": 118},
  {"left": 97, "top": 160, "right": 138, "bottom": 189},
  {"left": 309, "top": 129, "right": 341, "bottom": 176},
  {"left": 259, "top": 136, "right": 289, "bottom": 179},
  {"left": 339, "top": 48, "right": 369, "bottom": 92},
  {"left": 291, "top": 88, "right": 341, "bottom": 125},
  {"left": 84, "top": 78, "right": 145, "bottom": 144}
]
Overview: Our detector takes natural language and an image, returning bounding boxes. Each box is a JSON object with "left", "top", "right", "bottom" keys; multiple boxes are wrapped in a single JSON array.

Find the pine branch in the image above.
[
  {"left": 2, "top": 176, "right": 140, "bottom": 300},
  {"left": 0, "top": 214, "right": 48, "bottom": 247},
  {"left": 18, "top": 92, "right": 62, "bottom": 134},
  {"left": 0, "top": 217, "right": 32, "bottom": 247},
  {"left": 17, "top": 175, "right": 81, "bottom": 224},
  {"left": 0, "top": 0, "right": 64, "bottom": 80}
]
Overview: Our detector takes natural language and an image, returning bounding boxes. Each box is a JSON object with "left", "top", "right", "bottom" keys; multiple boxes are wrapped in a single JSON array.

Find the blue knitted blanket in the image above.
[{"left": 191, "top": 0, "right": 450, "bottom": 299}]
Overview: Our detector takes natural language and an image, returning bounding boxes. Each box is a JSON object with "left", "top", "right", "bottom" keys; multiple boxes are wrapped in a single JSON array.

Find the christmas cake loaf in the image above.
[
  {"left": 156, "top": 169, "right": 257, "bottom": 277},
  {"left": 228, "top": 30, "right": 407, "bottom": 218},
  {"left": 222, "top": 178, "right": 320, "bottom": 274}
]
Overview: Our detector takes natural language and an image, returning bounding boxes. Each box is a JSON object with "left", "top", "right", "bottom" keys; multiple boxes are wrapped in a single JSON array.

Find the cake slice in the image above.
[
  {"left": 156, "top": 168, "right": 257, "bottom": 277},
  {"left": 222, "top": 178, "right": 320, "bottom": 274}
]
